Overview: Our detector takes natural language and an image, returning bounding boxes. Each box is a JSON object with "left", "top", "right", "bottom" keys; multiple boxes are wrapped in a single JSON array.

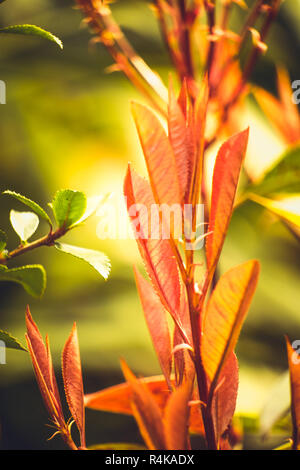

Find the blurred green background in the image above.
[{"left": 0, "top": 0, "right": 299, "bottom": 450}]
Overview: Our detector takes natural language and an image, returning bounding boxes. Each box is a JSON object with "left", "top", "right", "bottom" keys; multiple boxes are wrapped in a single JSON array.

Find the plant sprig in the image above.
[{"left": 0, "top": 189, "right": 110, "bottom": 298}]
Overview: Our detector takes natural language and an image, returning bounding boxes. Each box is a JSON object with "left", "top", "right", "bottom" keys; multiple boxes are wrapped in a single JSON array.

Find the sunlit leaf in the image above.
[
  {"left": 0, "top": 229, "right": 7, "bottom": 252},
  {"left": 206, "top": 129, "right": 249, "bottom": 273},
  {"left": 3, "top": 190, "right": 52, "bottom": 226},
  {"left": 62, "top": 323, "right": 86, "bottom": 448},
  {"left": 10, "top": 210, "right": 39, "bottom": 243},
  {"left": 0, "top": 329, "right": 27, "bottom": 351},
  {"left": 51, "top": 190, "right": 86, "bottom": 229},
  {"left": 84, "top": 375, "right": 204, "bottom": 435},
  {"left": 168, "top": 83, "right": 190, "bottom": 198},
  {"left": 131, "top": 102, "right": 182, "bottom": 205},
  {"left": 254, "top": 68, "right": 300, "bottom": 144},
  {"left": 124, "top": 166, "right": 182, "bottom": 319},
  {"left": 76, "top": 194, "right": 111, "bottom": 225},
  {"left": 0, "top": 264, "right": 46, "bottom": 297},
  {"left": 273, "top": 440, "right": 293, "bottom": 450},
  {"left": 0, "top": 25, "right": 63, "bottom": 49},
  {"left": 55, "top": 242, "right": 110, "bottom": 279},
  {"left": 201, "top": 260, "right": 260, "bottom": 387},
  {"left": 249, "top": 193, "right": 300, "bottom": 228},
  {"left": 84, "top": 375, "right": 171, "bottom": 415},
  {"left": 247, "top": 145, "right": 300, "bottom": 196},
  {"left": 286, "top": 337, "right": 300, "bottom": 450},
  {"left": 164, "top": 380, "right": 192, "bottom": 450},
  {"left": 121, "top": 360, "right": 166, "bottom": 450},
  {"left": 134, "top": 267, "right": 172, "bottom": 385}
]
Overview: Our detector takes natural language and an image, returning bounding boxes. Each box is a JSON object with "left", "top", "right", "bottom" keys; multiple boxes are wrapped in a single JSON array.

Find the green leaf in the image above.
[
  {"left": 88, "top": 443, "right": 146, "bottom": 450},
  {"left": 0, "top": 330, "right": 27, "bottom": 351},
  {"left": 0, "top": 229, "right": 7, "bottom": 252},
  {"left": 0, "top": 25, "right": 63, "bottom": 49},
  {"left": 3, "top": 190, "right": 52, "bottom": 226},
  {"left": 55, "top": 243, "right": 110, "bottom": 279},
  {"left": 51, "top": 190, "right": 87, "bottom": 229},
  {"left": 10, "top": 210, "right": 39, "bottom": 243},
  {"left": 0, "top": 264, "right": 46, "bottom": 297},
  {"left": 247, "top": 144, "right": 300, "bottom": 196},
  {"left": 249, "top": 193, "right": 300, "bottom": 228},
  {"left": 273, "top": 441, "right": 292, "bottom": 450}
]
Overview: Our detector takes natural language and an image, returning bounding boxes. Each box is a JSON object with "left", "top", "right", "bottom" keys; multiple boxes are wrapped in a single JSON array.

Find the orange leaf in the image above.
[
  {"left": 177, "top": 78, "right": 188, "bottom": 118},
  {"left": 84, "top": 375, "right": 204, "bottom": 435},
  {"left": 62, "top": 323, "right": 86, "bottom": 448},
  {"left": 168, "top": 82, "right": 191, "bottom": 198},
  {"left": 211, "top": 351, "right": 239, "bottom": 443},
  {"left": 277, "top": 67, "right": 300, "bottom": 142},
  {"left": 206, "top": 129, "right": 249, "bottom": 273},
  {"left": 121, "top": 361, "right": 166, "bottom": 450},
  {"left": 164, "top": 380, "right": 193, "bottom": 450},
  {"left": 201, "top": 260, "right": 260, "bottom": 387},
  {"left": 25, "top": 306, "right": 63, "bottom": 422},
  {"left": 134, "top": 267, "right": 172, "bottom": 385},
  {"left": 85, "top": 375, "right": 171, "bottom": 414},
  {"left": 131, "top": 101, "right": 182, "bottom": 205},
  {"left": 124, "top": 166, "right": 183, "bottom": 321},
  {"left": 286, "top": 337, "right": 300, "bottom": 449}
]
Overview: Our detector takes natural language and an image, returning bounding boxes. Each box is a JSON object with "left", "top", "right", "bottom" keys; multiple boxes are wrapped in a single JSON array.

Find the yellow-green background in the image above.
[{"left": 0, "top": 0, "right": 300, "bottom": 449}]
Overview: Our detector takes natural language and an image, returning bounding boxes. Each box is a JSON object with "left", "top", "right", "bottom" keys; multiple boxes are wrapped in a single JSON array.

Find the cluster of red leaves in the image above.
[
  {"left": 25, "top": 306, "right": 86, "bottom": 450},
  {"left": 83, "top": 82, "right": 260, "bottom": 450}
]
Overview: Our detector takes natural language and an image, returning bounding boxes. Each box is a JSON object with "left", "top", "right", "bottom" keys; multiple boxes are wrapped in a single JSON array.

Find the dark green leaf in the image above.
[
  {"left": 0, "top": 264, "right": 46, "bottom": 297},
  {"left": 0, "top": 25, "right": 63, "bottom": 49},
  {"left": 51, "top": 190, "right": 87, "bottom": 229},
  {"left": 55, "top": 243, "right": 110, "bottom": 279},
  {"left": 0, "top": 330, "right": 27, "bottom": 351},
  {"left": 3, "top": 190, "right": 52, "bottom": 226},
  {"left": 247, "top": 145, "right": 300, "bottom": 196},
  {"left": 0, "top": 229, "right": 7, "bottom": 252}
]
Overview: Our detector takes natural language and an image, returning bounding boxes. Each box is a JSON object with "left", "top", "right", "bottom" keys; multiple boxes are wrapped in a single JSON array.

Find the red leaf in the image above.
[
  {"left": 121, "top": 361, "right": 166, "bottom": 450},
  {"left": 84, "top": 375, "right": 204, "bottom": 435},
  {"left": 85, "top": 375, "right": 171, "bottom": 415},
  {"left": 211, "top": 352, "right": 239, "bottom": 443},
  {"left": 124, "top": 166, "right": 183, "bottom": 322},
  {"left": 206, "top": 129, "right": 249, "bottom": 273},
  {"left": 62, "top": 323, "right": 86, "bottom": 448},
  {"left": 177, "top": 78, "right": 188, "bottom": 118},
  {"left": 164, "top": 380, "right": 193, "bottom": 450},
  {"left": 168, "top": 83, "right": 191, "bottom": 198},
  {"left": 131, "top": 101, "right": 182, "bottom": 205},
  {"left": 134, "top": 267, "right": 172, "bottom": 385},
  {"left": 25, "top": 306, "right": 63, "bottom": 421}
]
